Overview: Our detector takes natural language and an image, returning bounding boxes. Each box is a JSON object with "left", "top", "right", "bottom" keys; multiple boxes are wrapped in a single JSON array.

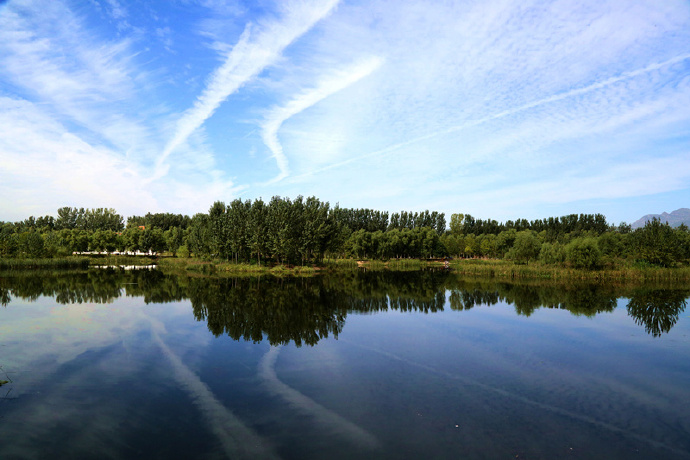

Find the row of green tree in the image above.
[
  {"left": 14, "top": 207, "right": 125, "bottom": 232},
  {"left": 0, "top": 226, "right": 181, "bottom": 258},
  {"left": 441, "top": 218, "right": 689, "bottom": 268},
  {"left": 2, "top": 198, "right": 689, "bottom": 267}
]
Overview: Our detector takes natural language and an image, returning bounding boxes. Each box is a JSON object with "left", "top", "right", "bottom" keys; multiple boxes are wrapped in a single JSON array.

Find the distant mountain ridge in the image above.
[{"left": 631, "top": 208, "right": 690, "bottom": 229}]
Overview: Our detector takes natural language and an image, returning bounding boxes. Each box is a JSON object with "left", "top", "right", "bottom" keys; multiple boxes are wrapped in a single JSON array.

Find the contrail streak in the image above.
[
  {"left": 151, "top": 0, "right": 340, "bottom": 182},
  {"left": 260, "top": 57, "right": 382, "bottom": 184},
  {"left": 292, "top": 53, "right": 690, "bottom": 181},
  {"left": 259, "top": 346, "right": 380, "bottom": 450},
  {"left": 150, "top": 319, "right": 280, "bottom": 459}
]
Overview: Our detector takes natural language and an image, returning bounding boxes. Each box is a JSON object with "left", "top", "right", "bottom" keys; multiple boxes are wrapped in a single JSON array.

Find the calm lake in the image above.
[{"left": 0, "top": 269, "right": 689, "bottom": 459}]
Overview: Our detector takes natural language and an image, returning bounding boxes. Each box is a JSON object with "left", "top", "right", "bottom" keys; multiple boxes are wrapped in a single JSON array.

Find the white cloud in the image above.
[
  {"left": 154, "top": 0, "right": 340, "bottom": 181},
  {"left": 448, "top": 152, "right": 690, "bottom": 220},
  {"left": 105, "top": 0, "right": 127, "bottom": 20},
  {"left": 257, "top": 0, "right": 690, "bottom": 219},
  {"left": 0, "top": 96, "right": 157, "bottom": 219},
  {"left": 0, "top": 2, "right": 135, "bottom": 103},
  {"left": 0, "top": 0, "right": 162, "bottom": 161},
  {"left": 0, "top": 1, "right": 248, "bottom": 219},
  {"left": 260, "top": 56, "right": 382, "bottom": 183},
  {"left": 1, "top": 0, "right": 689, "bottom": 222}
]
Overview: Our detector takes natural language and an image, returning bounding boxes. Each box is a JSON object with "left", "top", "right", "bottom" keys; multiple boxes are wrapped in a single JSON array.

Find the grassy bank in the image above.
[
  {"left": 323, "top": 258, "right": 435, "bottom": 271},
  {"left": 158, "top": 256, "right": 446, "bottom": 276},
  {"left": 157, "top": 257, "right": 318, "bottom": 277},
  {"left": 449, "top": 259, "right": 690, "bottom": 282},
  {"left": 0, "top": 257, "right": 90, "bottom": 270},
  {"left": 3, "top": 254, "right": 690, "bottom": 282},
  {"left": 0, "top": 254, "right": 157, "bottom": 271},
  {"left": 87, "top": 254, "right": 157, "bottom": 267}
]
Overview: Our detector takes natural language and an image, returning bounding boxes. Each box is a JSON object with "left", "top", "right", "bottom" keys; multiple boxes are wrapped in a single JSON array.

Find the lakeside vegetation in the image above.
[
  {"left": 1, "top": 198, "right": 689, "bottom": 278},
  {"left": 0, "top": 257, "right": 90, "bottom": 270}
]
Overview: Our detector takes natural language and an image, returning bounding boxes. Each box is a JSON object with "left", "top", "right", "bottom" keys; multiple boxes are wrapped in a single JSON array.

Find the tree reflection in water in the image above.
[
  {"left": 627, "top": 289, "right": 688, "bottom": 337},
  {"left": 1, "top": 268, "right": 687, "bottom": 342}
]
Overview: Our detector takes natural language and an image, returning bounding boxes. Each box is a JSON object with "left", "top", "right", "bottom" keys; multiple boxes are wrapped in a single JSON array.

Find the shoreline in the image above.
[{"left": 2, "top": 255, "right": 690, "bottom": 282}]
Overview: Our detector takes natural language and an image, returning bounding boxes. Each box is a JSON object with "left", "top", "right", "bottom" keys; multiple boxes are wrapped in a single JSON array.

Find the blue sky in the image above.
[{"left": 1, "top": 0, "right": 689, "bottom": 225}]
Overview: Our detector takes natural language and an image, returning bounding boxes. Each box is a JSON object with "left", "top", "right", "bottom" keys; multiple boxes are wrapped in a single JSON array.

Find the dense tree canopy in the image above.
[{"left": 1, "top": 199, "right": 688, "bottom": 268}]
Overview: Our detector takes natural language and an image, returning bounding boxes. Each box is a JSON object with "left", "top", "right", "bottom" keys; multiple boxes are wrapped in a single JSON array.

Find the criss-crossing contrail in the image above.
[
  {"left": 150, "top": 318, "right": 280, "bottom": 459},
  {"left": 151, "top": 0, "right": 340, "bottom": 182}
]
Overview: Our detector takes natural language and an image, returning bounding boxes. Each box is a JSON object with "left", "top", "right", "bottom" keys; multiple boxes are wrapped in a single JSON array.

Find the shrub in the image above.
[
  {"left": 539, "top": 242, "right": 566, "bottom": 265},
  {"left": 566, "top": 237, "right": 601, "bottom": 269},
  {"left": 177, "top": 245, "right": 190, "bottom": 258},
  {"left": 632, "top": 219, "right": 683, "bottom": 267},
  {"left": 597, "top": 231, "right": 623, "bottom": 257},
  {"left": 507, "top": 231, "right": 541, "bottom": 264}
]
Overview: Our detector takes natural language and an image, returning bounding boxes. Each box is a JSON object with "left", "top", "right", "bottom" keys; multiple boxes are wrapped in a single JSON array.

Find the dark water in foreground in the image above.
[{"left": 0, "top": 269, "right": 689, "bottom": 459}]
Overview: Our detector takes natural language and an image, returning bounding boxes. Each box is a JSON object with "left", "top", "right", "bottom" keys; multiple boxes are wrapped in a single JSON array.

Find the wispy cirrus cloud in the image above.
[
  {"left": 0, "top": 0, "right": 165, "bottom": 164},
  {"left": 0, "top": 1, "right": 136, "bottom": 114},
  {"left": 290, "top": 53, "right": 690, "bottom": 181},
  {"left": 0, "top": 0, "right": 242, "bottom": 219},
  {"left": 260, "top": 56, "right": 382, "bottom": 183},
  {"left": 0, "top": 1, "right": 160, "bottom": 219},
  {"left": 257, "top": 0, "right": 690, "bottom": 221},
  {"left": 154, "top": 0, "right": 340, "bottom": 181},
  {"left": 1, "top": 0, "right": 689, "bottom": 223},
  {"left": 0, "top": 96, "right": 157, "bottom": 219}
]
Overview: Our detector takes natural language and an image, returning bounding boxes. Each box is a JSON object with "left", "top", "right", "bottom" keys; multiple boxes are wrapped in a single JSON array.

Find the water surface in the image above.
[{"left": 0, "top": 269, "right": 688, "bottom": 459}]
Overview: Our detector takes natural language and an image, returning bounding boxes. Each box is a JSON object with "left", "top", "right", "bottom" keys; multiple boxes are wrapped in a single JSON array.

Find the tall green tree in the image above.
[
  {"left": 248, "top": 199, "right": 268, "bottom": 265},
  {"left": 165, "top": 227, "right": 184, "bottom": 256},
  {"left": 507, "top": 231, "right": 541, "bottom": 264},
  {"left": 632, "top": 219, "right": 683, "bottom": 267},
  {"left": 565, "top": 237, "right": 602, "bottom": 269}
]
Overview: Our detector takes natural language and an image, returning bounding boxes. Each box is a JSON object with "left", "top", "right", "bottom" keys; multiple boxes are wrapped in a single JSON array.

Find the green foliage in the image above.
[
  {"left": 539, "top": 242, "right": 566, "bottom": 264},
  {"left": 344, "top": 226, "right": 446, "bottom": 260},
  {"left": 478, "top": 233, "right": 498, "bottom": 258},
  {"left": 496, "top": 229, "right": 517, "bottom": 257},
  {"left": 388, "top": 210, "right": 446, "bottom": 235},
  {"left": 90, "top": 230, "right": 118, "bottom": 253},
  {"left": 597, "top": 231, "right": 625, "bottom": 257},
  {"left": 186, "top": 214, "right": 211, "bottom": 257},
  {"left": 177, "top": 245, "right": 190, "bottom": 258},
  {"left": 121, "top": 227, "right": 143, "bottom": 252},
  {"left": 440, "top": 233, "right": 461, "bottom": 257},
  {"left": 449, "top": 213, "right": 464, "bottom": 235},
  {"left": 565, "top": 237, "right": 602, "bottom": 270},
  {"left": 18, "top": 231, "right": 46, "bottom": 258},
  {"left": 139, "top": 228, "right": 166, "bottom": 254},
  {"left": 43, "top": 229, "right": 64, "bottom": 255},
  {"left": 3, "top": 200, "right": 690, "bottom": 272},
  {"left": 632, "top": 219, "right": 684, "bottom": 267},
  {"left": 55, "top": 207, "right": 124, "bottom": 232},
  {"left": 0, "top": 225, "right": 18, "bottom": 257},
  {"left": 463, "top": 233, "right": 478, "bottom": 257},
  {"left": 65, "top": 229, "right": 90, "bottom": 253},
  {"left": 0, "top": 257, "right": 89, "bottom": 270},
  {"left": 248, "top": 198, "right": 268, "bottom": 265},
  {"left": 617, "top": 222, "right": 632, "bottom": 234},
  {"left": 346, "top": 229, "right": 372, "bottom": 259},
  {"left": 164, "top": 227, "right": 183, "bottom": 256},
  {"left": 126, "top": 212, "right": 191, "bottom": 231},
  {"left": 506, "top": 231, "right": 541, "bottom": 264}
]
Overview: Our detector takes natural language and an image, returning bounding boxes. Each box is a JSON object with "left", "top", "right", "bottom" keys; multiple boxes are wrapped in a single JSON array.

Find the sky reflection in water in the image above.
[{"left": 0, "top": 269, "right": 688, "bottom": 459}]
